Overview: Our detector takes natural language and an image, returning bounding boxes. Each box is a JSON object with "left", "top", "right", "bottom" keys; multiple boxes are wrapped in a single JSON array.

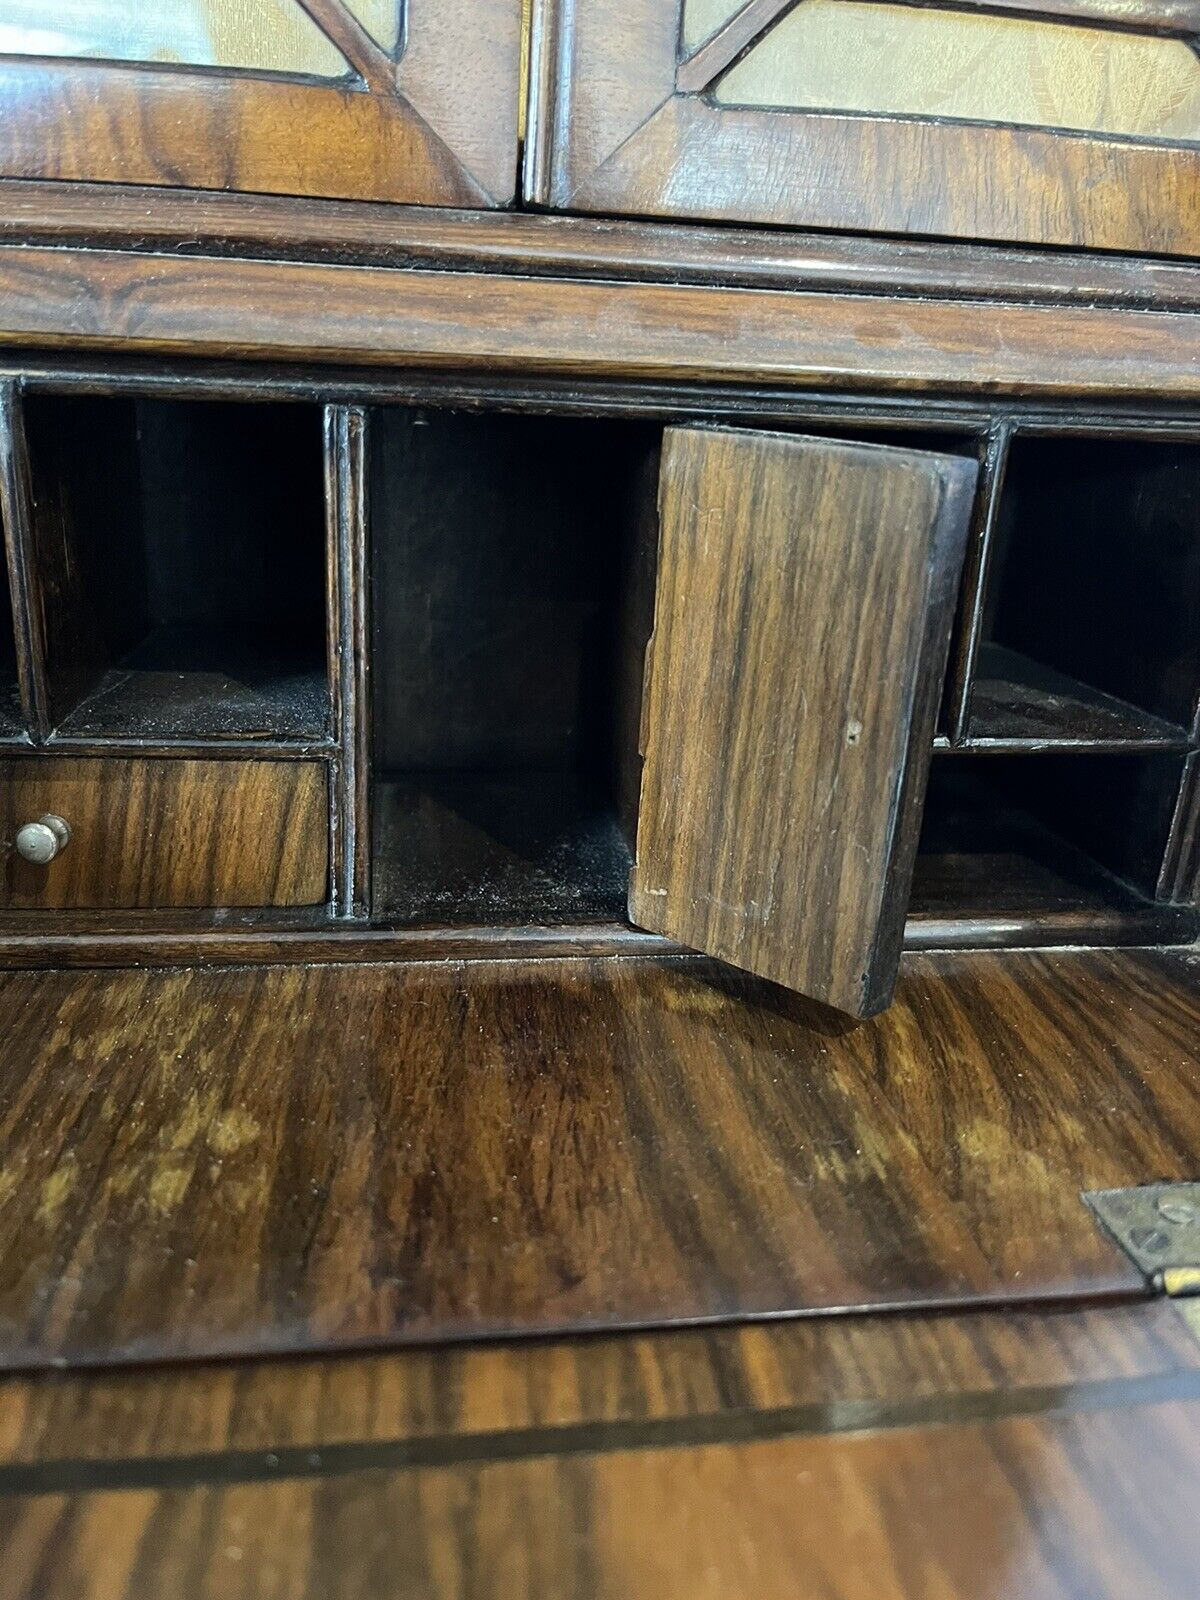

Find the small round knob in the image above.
[{"left": 15, "top": 814, "right": 71, "bottom": 866}]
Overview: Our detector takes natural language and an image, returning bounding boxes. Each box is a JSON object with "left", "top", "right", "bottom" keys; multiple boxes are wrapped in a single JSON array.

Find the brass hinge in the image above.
[{"left": 1085, "top": 1182, "right": 1200, "bottom": 1297}]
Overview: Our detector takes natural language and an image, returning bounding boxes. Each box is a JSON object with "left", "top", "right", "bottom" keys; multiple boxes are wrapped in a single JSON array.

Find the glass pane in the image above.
[
  {"left": 345, "top": 0, "right": 402, "bottom": 55},
  {"left": 683, "top": 0, "right": 746, "bottom": 51},
  {"left": 0, "top": 0, "right": 351, "bottom": 78},
  {"left": 716, "top": 1, "right": 1200, "bottom": 143}
]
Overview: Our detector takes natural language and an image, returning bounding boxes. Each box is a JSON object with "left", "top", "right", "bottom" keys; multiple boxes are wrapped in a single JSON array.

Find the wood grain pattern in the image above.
[
  {"left": 531, "top": 0, "right": 1200, "bottom": 257},
  {"left": 0, "top": 949, "right": 1197, "bottom": 1369},
  {"left": 0, "top": 0, "right": 521, "bottom": 207},
  {"left": 1, "top": 1301, "right": 1197, "bottom": 1595},
  {"left": 0, "top": 757, "right": 329, "bottom": 910},
  {"left": 1, "top": 1379, "right": 1199, "bottom": 1597},
  {"left": 325, "top": 405, "right": 371, "bottom": 921},
  {"left": 399, "top": 0, "right": 526, "bottom": 202},
  {"left": 5, "top": 246, "right": 1200, "bottom": 401},
  {"left": 0, "top": 894, "right": 1187, "bottom": 969},
  {"left": 0, "top": 62, "right": 482, "bottom": 207},
  {"left": 0, "top": 385, "right": 46, "bottom": 739},
  {"left": 0, "top": 1299, "right": 1193, "bottom": 1466},
  {"left": 0, "top": 919, "right": 680, "bottom": 971},
  {"left": 580, "top": 95, "right": 1200, "bottom": 258},
  {"left": 3, "top": 1295, "right": 1196, "bottom": 1462},
  {"left": 7, "top": 182, "right": 1200, "bottom": 313},
  {"left": 632, "top": 429, "right": 975, "bottom": 1014}
]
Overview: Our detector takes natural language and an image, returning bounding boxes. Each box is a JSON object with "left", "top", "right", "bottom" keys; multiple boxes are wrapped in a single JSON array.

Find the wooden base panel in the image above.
[{"left": 1, "top": 1300, "right": 1198, "bottom": 1599}]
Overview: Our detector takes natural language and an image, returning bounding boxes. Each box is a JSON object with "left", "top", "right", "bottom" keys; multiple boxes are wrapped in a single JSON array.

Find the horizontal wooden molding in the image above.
[
  {"left": 4, "top": 181, "right": 1200, "bottom": 312},
  {"left": 0, "top": 245, "right": 1199, "bottom": 400}
]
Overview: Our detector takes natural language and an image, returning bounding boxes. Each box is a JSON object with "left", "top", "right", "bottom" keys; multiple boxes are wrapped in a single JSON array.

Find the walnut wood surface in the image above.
[
  {"left": 0, "top": 1306, "right": 1198, "bottom": 1598},
  {"left": 1, "top": 1299, "right": 1193, "bottom": 1466},
  {"left": 0, "top": 949, "right": 1197, "bottom": 1369},
  {"left": 0, "top": 901, "right": 1185, "bottom": 970},
  {"left": 0, "top": 1292, "right": 1196, "bottom": 1465},
  {"left": 31, "top": 1400, "right": 1180, "bottom": 1600},
  {"left": 0, "top": 920, "right": 681, "bottom": 971},
  {"left": 0, "top": 757, "right": 328, "bottom": 910},
  {"left": 7, "top": 182, "right": 1200, "bottom": 313},
  {"left": 529, "top": 0, "right": 1200, "bottom": 257},
  {"left": 632, "top": 429, "right": 975, "bottom": 1014},
  {"left": 325, "top": 405, "right": 371, "bottom": 920},
  {"left": 5, "top": 246, "right": 1200, "bottom": 400},
  {"left": 0, "top": 0, "right": 520, "bottom": 207},
  {"left": 0, "top": 385, "right": 45, "bottom": 738}
]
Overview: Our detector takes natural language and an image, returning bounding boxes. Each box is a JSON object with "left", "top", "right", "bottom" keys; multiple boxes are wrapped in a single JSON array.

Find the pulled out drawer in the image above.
[{"left": 0, "top": 757, "right": 328, "bottom": 910}]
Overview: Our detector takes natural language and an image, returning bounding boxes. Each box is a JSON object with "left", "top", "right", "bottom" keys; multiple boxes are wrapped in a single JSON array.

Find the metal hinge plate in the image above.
[{"left": 1084, "top": 1182, "right": 1200, "bottom": 1296}]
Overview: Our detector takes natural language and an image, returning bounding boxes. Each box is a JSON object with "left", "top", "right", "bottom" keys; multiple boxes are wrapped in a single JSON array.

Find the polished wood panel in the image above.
[
  {"left": 7, "top": 182, "right": 1200, "bottom": 313},
  {"left": 632, "top": 429, "right": 975, "bottom": 1014},
  {"left": 578, "top": 98, "right": 1200, "bottom": 257},
  {"left": 529, "top": 0, "right": 1200, "bottom": 256},
  {"left": 0, "top": 61, "right": 480, "bottom": 206},
  {"left": 0, "top": 1299, "right": 1196, "bottom": 1593},
  {"left": 0, "top": 1300, "right": 1194, "bottom": 1467},
  {"left": 0, "top": 758, "right": 328, "bottom": 909},
  {"left": 4, "top": 246, "right": 1200, "bottom": 400},
  {"left": 0, "top": 919, "right": 681, "bottom": 971},
  {"left": 0, "top": 950, "right": 1198, "bottom": 1369},
  {"left": 2, "top": 1367, "right": 1198, "bottom": 1597},
  {"left": 0, "top": 385, "right": 44, "bottom": 739},
  {"left": 325, "top": 405, "right": 371, "bottom": 921},
  {"left": 0, "top": 894, "right": 1189, "bottom": 969},
  {"left": 0, "top": 1, "right": 520, "bottom": 207}
]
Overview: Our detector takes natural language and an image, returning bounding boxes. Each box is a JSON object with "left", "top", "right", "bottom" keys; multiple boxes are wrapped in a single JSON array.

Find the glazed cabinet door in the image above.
[
  {"left": 0, "top": 0, "right": 521, "bottom": 206},
  {"left": 629, "top": 427, "right": 977, "bottom": 1017},
  {"left": 527, "top": 0, "right": 1200, "bottom": 255}
]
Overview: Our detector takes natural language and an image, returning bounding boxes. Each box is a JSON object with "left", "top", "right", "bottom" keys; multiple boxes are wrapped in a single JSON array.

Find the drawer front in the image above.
[
  {"left": 0, "top": 758, "right": 328, "bottom": 911},
  {"left": 527, "top": 0, "right": 1200, "bottom": 257}
]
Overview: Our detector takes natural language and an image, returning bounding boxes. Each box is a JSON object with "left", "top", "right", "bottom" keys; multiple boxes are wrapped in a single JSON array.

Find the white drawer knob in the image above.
[{"left": 15, "top": 814, "right": 71, "bottom": 865}]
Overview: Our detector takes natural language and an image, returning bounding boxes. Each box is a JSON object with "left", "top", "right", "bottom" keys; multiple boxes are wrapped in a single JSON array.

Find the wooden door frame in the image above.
[
  {"left": 525, "top": 0, "right": 1200, "bottom": 256},
  {"left": 0, "top": 0, "right": 522, "bottom": 207}
]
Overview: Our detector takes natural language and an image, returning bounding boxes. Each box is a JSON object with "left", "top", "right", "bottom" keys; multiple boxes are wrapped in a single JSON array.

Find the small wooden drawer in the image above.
[{"left": 0, "top": 757, "right": 328, "bottom": 911}]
